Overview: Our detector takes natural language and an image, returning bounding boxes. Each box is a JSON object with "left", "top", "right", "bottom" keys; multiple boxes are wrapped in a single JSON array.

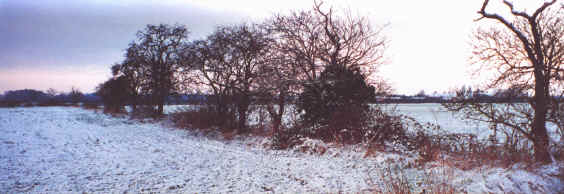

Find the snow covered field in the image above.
[
  {"left": 1, "top": 106, "right": 563, "bottom": 193},
  {"left": 386, "top": 104, "right": 563, "bottom": 144},
  {"left": 384, "top": 104, "right": 562, "bottom": 142}
]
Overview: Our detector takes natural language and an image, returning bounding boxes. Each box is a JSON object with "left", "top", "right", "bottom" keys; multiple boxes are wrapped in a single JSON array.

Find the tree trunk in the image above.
[
  {"left": 269, "top": 87, "right": 288, "bottom": 136},
  {"left": 157, "top": 103, "right": 164, "bottom": 116},
  {"left": 276, "top": 91, "right": 287, "bottom": 134},
  {"left": 237, "top": 103, "right": 249, "bottom": 133},
  {"left": 532, "top": 67, "right": 551, "bottom": 163},
  {"left": 268, "top": 97, "right": 285, "bottom": 135},
  {"left": 475, "top": 0, "right": 559, "bottom": 164},
  {"left": 214, "top": 94, "right": 230, "bottom": 127},
  {"left": 154, "top": 91, "right": 164, "bottom": 116},
  {"left": 233, "top": 93, "right": 250, "bottom": 133}
]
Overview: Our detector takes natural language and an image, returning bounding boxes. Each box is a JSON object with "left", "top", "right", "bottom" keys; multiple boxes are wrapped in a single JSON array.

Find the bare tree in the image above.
[
  {"left": 177, "top": 1, "right": 389, "bottom": 134},
  {"left": 111, "top": 46, "right": 148, "bottom": 113},
  {"left": 125, "top": 24, "right": 190, "bottom": 116},
  {"left": 186, "top": 23, "right": 272, "bottom": 131},
  {"left": 256, "top": 34, "right": 300, "bottom": 134},
  {"left": 186, "top": 39, "right": 236, "bottom": 127},
  {"left": 46, "top": 88, "right": 58, "bottom": 97},
  {"left": 69, "top": 86, "right": 83, "bottom": 105},
  {"left": 261, "top": 0, "right": 390, "bottom": 134},
  {"left": 444, "top": 0, "right": 563, "bottom": 163},
  {"left": 269, "top": 0, "right": 388, "bottom": 87}
]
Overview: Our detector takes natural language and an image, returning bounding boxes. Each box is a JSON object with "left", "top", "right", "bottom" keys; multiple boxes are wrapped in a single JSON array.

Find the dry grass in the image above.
[
  {"left": 362, "top": 129, "right": 556, "bottom": 193},
  {"left": 82, "top": 103, "right": 100, "bottom": 110},
  {"left": 221, "top": 129, "right": 239, "bottom": 140},
  {"left": 171, "top": 108, "right": 222, "bottom": 130},
  {"left": 368, "top": 155, "right": 460, "bottom": 194},
  {"left": 408, "top": 130, "right": 542, "bottom": 170},
  {"left": 364, "top": 144, "right": 385, "bottom": 158},
  {"left": 171, "top": 107, "right": 274, "bottom": 141}
]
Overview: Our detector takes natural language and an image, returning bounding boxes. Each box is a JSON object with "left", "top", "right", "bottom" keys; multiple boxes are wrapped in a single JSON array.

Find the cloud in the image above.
[
  {"left": 0, "top": 65, "right": 109, "bottom": 93},
  {"left": 0, "top": 0, "right": 254, "bottom": 92},
  {"left": 0, "top": 0, "right": 246, "bottom": 70},
  {"left": 4, "top": 0, "right": 540, "bottom": 94}
]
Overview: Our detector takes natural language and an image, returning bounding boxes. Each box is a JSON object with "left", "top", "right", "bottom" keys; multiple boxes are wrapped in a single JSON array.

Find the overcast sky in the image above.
[{"left": 0, "top": 0, "right": 553, "bottom": 94}]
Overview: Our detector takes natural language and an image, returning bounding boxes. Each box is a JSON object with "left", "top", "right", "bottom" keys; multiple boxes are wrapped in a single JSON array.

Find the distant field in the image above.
[{"left": 386, "top": 103, "right": 562, "bottom": 143}]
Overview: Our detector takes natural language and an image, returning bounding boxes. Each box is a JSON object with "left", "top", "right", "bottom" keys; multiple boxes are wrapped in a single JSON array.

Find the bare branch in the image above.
[
  {"left": 533, "top": 0, "right": 557, "bottom": 18},
  {"left": 459, "top": 0, "right": 563, "bottom": 162},
  {"left": 502, "top": 0, "right": 529, "bottom": 19}
]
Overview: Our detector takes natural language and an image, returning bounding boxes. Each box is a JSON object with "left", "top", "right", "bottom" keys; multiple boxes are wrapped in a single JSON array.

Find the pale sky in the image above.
[{"left": 0, "top": 0, "right": 555, "bottom": 94}]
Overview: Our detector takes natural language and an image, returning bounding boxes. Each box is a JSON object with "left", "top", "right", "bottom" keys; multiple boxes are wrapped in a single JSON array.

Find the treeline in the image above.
[
  {"left": 98, "top": 1, "right": 397, "bottom": 141},
  {"left": 0, "top": 89, "right": 210, "bottom": 107},
  {"left": 1, "top": 88, "right": 545, "bottom": 108},
  {"left": 0, "top": 88, "right": 97, "bottom": 107},
  {"left": 378, "top": 86, "right": 543, "bottom": 104}
]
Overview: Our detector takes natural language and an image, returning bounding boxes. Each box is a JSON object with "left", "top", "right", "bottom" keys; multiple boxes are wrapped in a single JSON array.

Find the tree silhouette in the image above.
[
  {"left": 124, "top": 24, "right": 190, "bottom": 116},
  {"left": 444, "top": 0, "right": 563, "bottom": 163},
  {"left": 186, "top": 23, "right": 272, "bottom": 131}
]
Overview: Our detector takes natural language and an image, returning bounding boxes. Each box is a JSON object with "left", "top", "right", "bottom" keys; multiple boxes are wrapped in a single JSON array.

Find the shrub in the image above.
[
  {"left": 370, "top": 157, "right": 457, "bottom": 193},
  {"left": 375, "top": 164, "right": 413, "bottom": 194},
  {"left": 407, "top": 128, "right": 538, "bottom": 169},
  {"left": 298, "top": 64, "right": 375, "bottom": 127},
  {"left": 273, "top": 105, "right": 409, "bottom": 150},
  {"left": 312, "top": 106, "right": 410, "bottom": 145},
  {"left": 96, "top": 76, "right": 133, "bottom": 114},
  {"left": 362, "top": 108, "right": 409, "bottom": 146},
  {"left": 82, "top": 103, "right": 100, "bottom": 110},
  {"left": 171, "top": 106, "right": 237, "bottom": 132},
  {"left": 172, "top": 107, "right": 220, "bottom": 130},
  {"left": 296, "top": 64, "right": 379, "bottom": 143},
  {"left": 130, "top": 105, "right": 159, "bottom": 119},
  {"left": 68, "top": 87, "right": 84, "bottom": 105},
  {"left": 270, "top": 128, "right": 305, "bottom": 150},
  {"left": 0, "top": 101, "right": 19, "bottom": 107}
]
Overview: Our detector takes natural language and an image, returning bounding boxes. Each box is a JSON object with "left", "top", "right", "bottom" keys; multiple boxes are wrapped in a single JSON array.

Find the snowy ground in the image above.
[
  {"left": 383, "top": 103, "right": 562, "bottom": 142},
  {"left": 1, "top": 107, "right": 563, "bottom": 193}
]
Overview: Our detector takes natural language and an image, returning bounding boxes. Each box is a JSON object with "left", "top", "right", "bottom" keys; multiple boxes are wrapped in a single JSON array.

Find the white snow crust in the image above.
[{"left": 1, "top": 106, "right": 562, "bottom": 193}]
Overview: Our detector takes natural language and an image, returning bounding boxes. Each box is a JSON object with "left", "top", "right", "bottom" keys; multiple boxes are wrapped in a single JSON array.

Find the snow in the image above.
[
  {"left": 1, "top": 106, "right": 563, "bottom": 193},
  {"left": 383, "top": 103, "right": 562, "bottom": 142}
]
